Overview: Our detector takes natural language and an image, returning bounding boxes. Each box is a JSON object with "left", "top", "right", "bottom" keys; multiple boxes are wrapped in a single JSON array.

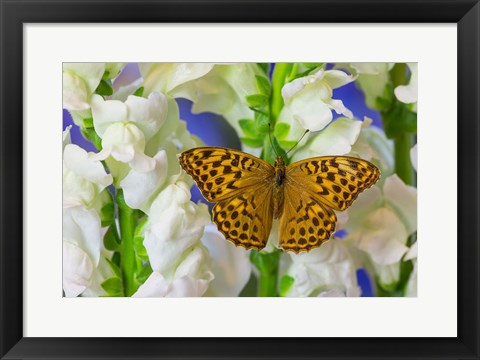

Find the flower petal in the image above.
[
  {"left": 286, "top": 240, "right": 360, "bottom": 297},
  {"left": 124, "top": 92, "right": 168, "bottom": 142},
  {"left": 132, "top": 272, "right": 171, "bottom": 297},
  {"left": 91, "top": 95, "right": 128, "bottom": 137},
  {"left": 292, "top": 117, "right": 362, "bottom": 161},
  {"left": 202, "top": 224, "right": 251, "bottom": 297},
  {"left": 355, "top": 207, "right": 409, "bottom": 265},
  {"left": 63, "top": 241, "right": 94, "bottom": 297},
  {"left": 63, "top": 206, "right": 103, "bottom": 266},
  {"left": 140, "top": 63, "right": 214, "bottom": 94},
  {"left": 120, "top": 150, "right": 169, "bottom": 211},
  {"left": 63, "top": 71, "right": 90, "bottom": 111},
  {"left": 64, "top": 144, "right": 113, "bottom": 187},
  {"left": 63, "top": 63, "right": 105, "bottom": 95},
  {"left": 394, "top": 63, "right": 418, "bottom": 104},
  {"left": 143, "top": 182, "right": 210, "bottom": 275},
  {"left": 325, "top": 98, "right": 353, "bottom": 118},
  {"left": 383, "top": 174, "right": 417, "bottom": 234},
  {"left": 323, "top": 69, "right": 356, "bottom": 89}
]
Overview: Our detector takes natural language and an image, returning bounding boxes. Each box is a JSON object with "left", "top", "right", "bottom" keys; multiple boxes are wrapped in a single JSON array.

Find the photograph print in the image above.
[{"left": 62, "top": 63, "right": 417, "bottom": 298}]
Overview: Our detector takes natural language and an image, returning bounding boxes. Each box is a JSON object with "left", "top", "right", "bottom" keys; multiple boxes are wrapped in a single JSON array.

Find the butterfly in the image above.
[{"left": 179, "top": 147, "right": 380, "bottom": 254}]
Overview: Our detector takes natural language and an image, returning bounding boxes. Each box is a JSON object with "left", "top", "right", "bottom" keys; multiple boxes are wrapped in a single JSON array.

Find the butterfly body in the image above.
[
  {"left": 273, "top": 156, "right": 286, "bottom": 219},
  {"left": 179, "top": 146, "right": 380, "bottom": 254}
]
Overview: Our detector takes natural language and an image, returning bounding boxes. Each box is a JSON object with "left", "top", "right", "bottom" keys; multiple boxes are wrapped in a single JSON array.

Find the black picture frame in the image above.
[{"left": 1, "top": 1, "right": 479, "bottom": 359}]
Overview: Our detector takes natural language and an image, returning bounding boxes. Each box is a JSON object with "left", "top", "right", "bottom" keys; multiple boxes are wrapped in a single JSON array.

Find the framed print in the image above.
[{"left": 1, "top": 0, "right": 479, "bottom": 359}]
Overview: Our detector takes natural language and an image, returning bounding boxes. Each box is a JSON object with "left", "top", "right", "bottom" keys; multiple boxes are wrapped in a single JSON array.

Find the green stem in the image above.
[
  {"left": 270, "top": 63, "right": 292, "bottom": 122},
  {"left": 394, "top": 133, "right": 414, "bottom": 186},
  {"left": 286, "top": 63, "right": 299, "bottom": 82},
  {"left": 250, "top": 250, "right": 280, "bottom": 297},
  {"left": 258, "top": 269, "right": 278, "bottom": 297},
  {"left": 116, "top": 190, "right": 137, "bottom": 296}
]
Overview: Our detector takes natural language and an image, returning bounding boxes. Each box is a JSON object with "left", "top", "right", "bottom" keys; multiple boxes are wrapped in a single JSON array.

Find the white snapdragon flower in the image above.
[
  {"left": 291, "top": 117, "right": 362, "bottom": 163},
  {"left": 140, "top": 63, "right": 214, "bottom": 95},
  {"left": 202, "top": 224, "right": 252, "bottom": 297},
  {"left": 281, "top": 69, "right": 355, "bottom": 132},
  {"left": 345, "top": 174, "right": 417, "bottom": 287},
  {"left": 283, "top": 240, "right": 361, "bottom": 297},
  {"left": 63, "top": 206, "right": 109, "bottom": 297},
  {"left": 103, "top": 63, "right": 127, "bottom": 80},
  {"left": 63, "top": 241, "right": 94, "bottom": 297},
  {"left": 63, "top": 144, "right": 113, "bottom": 208},
  {"left": 90, "top": 92, "right": 168, "bottom": 173},
  {"left": 63, "top": 63, "right": 105, "bottom": 112},
  {"left": 394, "top": 63, "right": 418, "bottom": 104},
  {"left": 350, "top": 117, "right": 395, "bottom": 184},
  {"left": 134, "top": 244, "right": 213, "bottom": 297},
  {"left": 347, "top": 63, "right": 394, "bottom": 110},
  {"left": 404, "top": 242, "right": 418, "bottom": 297},
  {"left": 134, "top": 181, "right": 213, "bottom": 297},
  {"left": 143, "top": 181, "right": 210, "bottom": 274},
  {"left": 140, "top": 63, "right": 267, "bottom": 139},
  {"left": 119, "top": 150, "right": 169, "bottom": 212},
  {"left": 63, "top": 125, "right": 72, "bottom": 149}
]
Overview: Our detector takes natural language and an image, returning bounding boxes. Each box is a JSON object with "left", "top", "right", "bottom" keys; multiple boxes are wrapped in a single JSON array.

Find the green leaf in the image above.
[
  {"left": 279, "top": 140, "right": 298, "bottom": 153},
  {"left": 112, "top": 251, "right": 121, "bottom": 268},
  {"left": 263, "top": 136, "right": 288, "bottom": 165},
  {"left": 382, "top": 101, "right": 417, "bottom": 139},
  {"left": 254, "top": 111, "right": 270, "bottom": 133},
  {"left": 106, "top": 257, "right": 122, "bottom": 278},
  {"left": 103, "top": 226, "right": 120, "bottom": 251},
  {"left": 82, "top": 117, "right": 94, "bottom": 129},
  {"left": 274, "top": 122, "right": 290, "bottom": 140},
  {"left": 302, "top": 62, "right": 323, "bottom": 69},
  {"left": 255, "top": 75, "right": 271, "bottom": 96},
  {"left": 257, "top": 63, "right": 270, "bottom": 74},
  {"left": 95, "top": 79, "right": 113, "bottom": 96},
  {"left": 102, "top": 70, "right": 111, "bottom": 80},
  {"left": 80, "top": 127, "right": 102, "bottom": 150},
  {"left": 100, "top": 201, "right": 115, "bottom": 227},
  {"left": 375, "top": 83, "right": 394, "bottom": 111},
  {"left": 133, "top": 218, "right": 149, "bottom": 260},
  {"left": 136, "top": 263, "right": 153, "bottom": 284},
  {"left": 239, "top": 119, "right": 258, "bottom": 138},
  {"left": 240, "top": 137, "right": 264, "bottom": 148},
  {"left": 133, "top": 86, "right": 144, "bottom": 97},
  {"left": 246, "top": 94, "right": 269, "bottom": 108},
  {"left": 134, "top": 234, "right": 148, "bottom": 260},
  {"left": 101, "top": 277, "right": 123, "bottom": 296},
  {"left": 279, "top": 275, "right": 295, "bottom": 296}
]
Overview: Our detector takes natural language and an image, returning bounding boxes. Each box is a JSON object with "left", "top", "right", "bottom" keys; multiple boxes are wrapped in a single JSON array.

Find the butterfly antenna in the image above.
[
  {"left": 268, "top": 123, "right": 279, "bottom": 157},
  {"left": 285, "top": 129, "right": 310, "bottom": 156}
]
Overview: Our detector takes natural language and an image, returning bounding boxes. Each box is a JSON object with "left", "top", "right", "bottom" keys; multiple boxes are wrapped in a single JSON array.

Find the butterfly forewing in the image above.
[
  {"left": 179, "top": 147, "right": 274, "bottom": 202},
  {"left": 286, "top": 156, "right": 380, "bottom": 211}
]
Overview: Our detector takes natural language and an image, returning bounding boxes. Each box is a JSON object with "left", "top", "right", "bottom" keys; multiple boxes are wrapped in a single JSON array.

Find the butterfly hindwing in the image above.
[
  {"left": 213, "top": 187, "right": 274, "bottom": 251},
  {"left": 279, "top": 185, "right": 337, "bottom": 253},
  {"left": 286, "top": 156, "right": 380, "bottom": 211},
  {"left": 179, "top": 147, "right": 274, "bottom": 202}
]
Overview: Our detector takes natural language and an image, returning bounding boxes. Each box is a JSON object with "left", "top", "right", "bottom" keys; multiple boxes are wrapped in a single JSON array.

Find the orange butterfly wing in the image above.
[
  {"left": 179, "top": 147, "right": 275, "bottom": 250},
  {"left": 278, "top": 156, "right": 380, "bottom": 253}
]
